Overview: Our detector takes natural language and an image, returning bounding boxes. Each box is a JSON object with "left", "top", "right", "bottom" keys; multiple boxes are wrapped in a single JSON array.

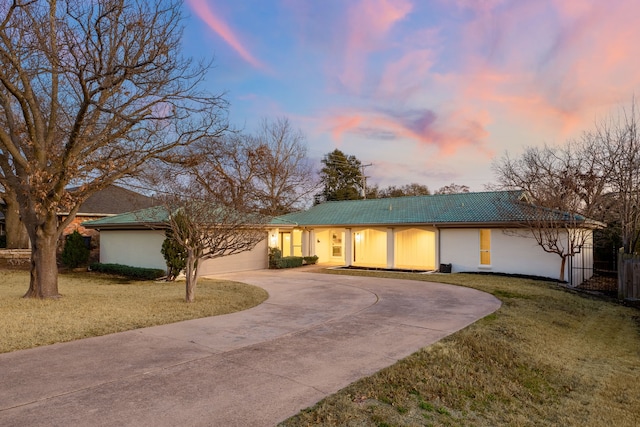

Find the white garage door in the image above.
[{"left": 198, "top": 239, "right": 268, "bottom": 276}]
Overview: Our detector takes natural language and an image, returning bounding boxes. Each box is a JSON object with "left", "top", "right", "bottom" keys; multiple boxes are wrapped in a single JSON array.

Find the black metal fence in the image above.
[{"left": 570, "top": 244, "right": 617, "bottom": 293}]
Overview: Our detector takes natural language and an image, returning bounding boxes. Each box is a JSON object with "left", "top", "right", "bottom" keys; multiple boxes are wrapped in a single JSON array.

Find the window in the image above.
[
  {"left": 331, "top": 232, "right": 342, "bottom": 257},
  {"left": 480, "top": 229, "right": 491, "bottom": 265}
]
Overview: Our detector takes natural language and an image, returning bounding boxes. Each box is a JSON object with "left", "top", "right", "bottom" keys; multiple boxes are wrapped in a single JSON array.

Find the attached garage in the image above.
[
  {"left": 197, "top": 239, "right": 268, "bottom": 275},
  {"left": 83, "top": 207, "right": 269, "bottom": 276}
]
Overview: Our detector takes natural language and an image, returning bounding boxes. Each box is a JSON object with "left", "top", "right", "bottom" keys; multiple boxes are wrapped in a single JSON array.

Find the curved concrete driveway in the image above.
[{"left": 0, "top": 270, "right": 500, "bottom": 427}]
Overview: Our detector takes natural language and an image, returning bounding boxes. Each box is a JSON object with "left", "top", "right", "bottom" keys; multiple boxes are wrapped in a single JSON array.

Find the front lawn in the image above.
[
  {"left": 280, "top": 269, "right": 640, "bottom": 427},
  {"left": 0, "top": 270, "right": 268, "bottom": 354}
]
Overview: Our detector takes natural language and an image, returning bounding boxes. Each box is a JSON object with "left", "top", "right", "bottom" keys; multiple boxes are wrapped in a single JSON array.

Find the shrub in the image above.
[
  {"left": 61, "top": 231, "right": 90, "bottom": 268},
  {"left": 268, "top": 247, "right": 282, "bottom": 269},
  {"left": 89, "top": 263, "right": 165, "bottom": 280},
  {"left": 273, "top": 256, "right": 304, "bottom": 269},
  {"left": 303, "top": 255, "right": 319, "bottom": 265},
  {"left": 161, "top": 232, "right": 186, "bottom": 281}
]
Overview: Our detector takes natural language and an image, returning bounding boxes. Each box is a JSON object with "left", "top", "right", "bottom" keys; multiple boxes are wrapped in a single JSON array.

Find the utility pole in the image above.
[{"left": 361, "top": 163, "right": 373, "bottom": 199}]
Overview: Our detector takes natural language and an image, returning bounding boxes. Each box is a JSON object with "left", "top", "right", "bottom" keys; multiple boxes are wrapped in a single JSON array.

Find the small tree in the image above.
[
  {"left": 161, "top": 230, "right": 187, "bottom": 281},
  {"left": 163, "top": 194, "right": 268, "bottom": 303},
  {"left": 61, "top": 231, "right": 90, "bottom": 269}
]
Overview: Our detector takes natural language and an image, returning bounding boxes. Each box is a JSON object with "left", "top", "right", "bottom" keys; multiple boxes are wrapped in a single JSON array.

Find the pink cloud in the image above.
[
  {"left": 377, "top": 49, "right": 436, "bottom": 100},
  {"left": 455, "top": 0, "right": 640, "bottom": 137},
  {"left": 326, "top": 106, "right": 491, "bottom": 157},
  {"left": 185, "top": 0, "right": 266, "bottom": 70},
  {"left": 339, "top": 0, "right": 413, "bottom": 90}
]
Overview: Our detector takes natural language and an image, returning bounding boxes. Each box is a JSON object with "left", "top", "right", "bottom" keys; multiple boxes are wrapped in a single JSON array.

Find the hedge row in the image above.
[
  {"left": 89, "top": 263, "right": 165, "bottom": 280},
  {"left": 270, "top": 255, "right": 319, "bottom": 269},
  {"left": 273, "top": 256, "right": 304, "bottom": 269}
]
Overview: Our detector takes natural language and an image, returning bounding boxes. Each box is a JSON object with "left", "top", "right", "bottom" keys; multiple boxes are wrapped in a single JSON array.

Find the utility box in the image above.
[{"left": 439, "top": 263, "right": 452, "bottom": 273}]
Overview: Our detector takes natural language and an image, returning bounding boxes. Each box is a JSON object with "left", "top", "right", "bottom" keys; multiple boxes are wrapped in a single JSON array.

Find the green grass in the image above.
[
  {"left": 280, "top": 269, "right": 640, "bottom": 427},
  {"left": 0, "top": 270, "right": 268, "bottom": 354}
]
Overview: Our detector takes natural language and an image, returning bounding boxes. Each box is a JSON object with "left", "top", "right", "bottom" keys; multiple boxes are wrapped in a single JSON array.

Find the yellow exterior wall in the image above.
[
  {"left": 353, "top": 228, "right": 387, "bottom": 267},
  {"left": 395, "top": 228, "right": 436, "bottom": 270},
  {"left": 314, "top": 229, "right": 345, "bottom": 263}
]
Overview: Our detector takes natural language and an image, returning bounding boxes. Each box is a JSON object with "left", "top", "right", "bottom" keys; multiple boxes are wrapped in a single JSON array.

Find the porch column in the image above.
[
  {"left": 434, "top": 228, "right": 440, "bottom": 268},
  {"left": 309, "top": 229, "right": 316, "bottom": 256},
  {"left": 301, "top": 230, "right": 310, "bottom": 257},
  {"left": 289, "top": 231, "right": 295, "bottom": 257},
  {"left": 269, "top": 228, "right": 279, "bottom": 248},
  {"left": 344, "top": 228, "right": 353, "bottom": 266},
  {"left": 387, "top": 228, "right": 395, "bottom": 269}
]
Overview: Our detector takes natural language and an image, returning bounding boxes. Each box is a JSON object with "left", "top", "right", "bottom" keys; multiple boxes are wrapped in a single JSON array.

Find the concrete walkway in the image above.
[{"left": 0, "top": 270, "right": 501, "bottom": 427}]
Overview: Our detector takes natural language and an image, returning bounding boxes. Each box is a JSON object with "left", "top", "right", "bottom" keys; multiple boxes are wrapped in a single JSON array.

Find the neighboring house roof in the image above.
[
  {"left": 83, "top": 206, "right": 169, "bottom": 229},
  {"left": 61, "top": 185, "right": 157, "bottom": 216},
  {"left": 273, "top": 190, "right": 597, "bottom": 228}
]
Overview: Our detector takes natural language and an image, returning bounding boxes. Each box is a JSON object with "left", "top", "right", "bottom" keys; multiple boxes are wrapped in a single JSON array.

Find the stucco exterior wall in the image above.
[
  {"left": 439, "top": 228, "right": 576, "bottom": 281},
  {"left": 100, "top": 229, "right": 166, "bottom": 270},
  {"left": 100, "top": 229, "right": 269, "bottom": 274},
  {"left": 198, "top": 239, "right": 268, "bottom": 276}
]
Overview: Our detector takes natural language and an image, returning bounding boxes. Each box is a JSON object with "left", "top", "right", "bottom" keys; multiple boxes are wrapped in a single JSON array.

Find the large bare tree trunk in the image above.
[
  {"left": 4, "top": 194, "right": 29, "bottom": 249},
  {"left": 185, "top": 250, "right": 198, "bottom": 303},
  {"left": 23, "top": 218, "right": 60, "bottom": 299}
]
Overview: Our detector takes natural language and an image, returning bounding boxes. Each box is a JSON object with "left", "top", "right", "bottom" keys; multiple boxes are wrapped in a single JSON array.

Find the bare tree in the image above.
[
  {"left": 494, "top": 98, "right": 640, "bottom": 259},
  {"left": 186, "top": 117, "right": 318, "bottom": 215},
  {"left": 512, "top": 199, "right": 599, "bottom": 282},
  {"left": 589, "top": 100, "right": 640, "bottom": 254},
  {"left": 161, "top": 186, "right": 267, "bottom": 303},
  {"left": 251, "top": 117, "right": 318, "bottom": 215},
  {"left": 0, "top": 0, "right": 227, "bottom": 298},
  {"left": 375, "top": 183, "right": 431, "bottom": 198},
  {"left": 435, "top": 183, "right": 469, "bottom": 195},
  {"left": 492, "top": 140, "right": 607, "bottom": 281}
]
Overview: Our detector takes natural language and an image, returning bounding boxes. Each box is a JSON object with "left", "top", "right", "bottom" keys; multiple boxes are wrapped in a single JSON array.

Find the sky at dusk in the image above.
[{"left": 181, "top": 0, "right": 640, "bottom": 192}]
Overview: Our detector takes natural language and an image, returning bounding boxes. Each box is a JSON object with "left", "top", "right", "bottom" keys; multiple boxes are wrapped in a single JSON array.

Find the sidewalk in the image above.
[{"left": 0, "top": 270, "right": 501, "bottom": 426}]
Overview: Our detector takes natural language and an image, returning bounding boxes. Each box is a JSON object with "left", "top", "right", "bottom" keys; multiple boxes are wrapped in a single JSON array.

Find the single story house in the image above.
[
  {"left": 83, "top": 191, "right": 601, "bottom": 285},
  {"left": 269, "top": 191, "right": 601, "bottom": 285}
]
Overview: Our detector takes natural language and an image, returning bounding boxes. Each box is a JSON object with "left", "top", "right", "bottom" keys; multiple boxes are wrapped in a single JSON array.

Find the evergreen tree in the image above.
[
  {"left": 61, "top": 231, "right": 90, "bottom": 268},
  {"left": 161, "top": 230, "right": 187, "bottom": 281},
  {"left": 318, "top": 149, "right": 364, "bottom": 202}
]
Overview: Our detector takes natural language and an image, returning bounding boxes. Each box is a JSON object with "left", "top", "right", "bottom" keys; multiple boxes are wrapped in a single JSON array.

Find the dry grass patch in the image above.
[
  {"left": 0, "top": 270, "right": 268, "bottom": 354},
  {"left": 280, "top": 269, "right": 640, "bottom": 427}
]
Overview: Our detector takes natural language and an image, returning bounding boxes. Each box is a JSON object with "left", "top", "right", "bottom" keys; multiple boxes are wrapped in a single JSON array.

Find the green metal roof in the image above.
[
  {"left": 273, "top": 191, "right": 587, "bottom": 227},
  {"left": 83, "top": 191, "right": 596, "bottom": 230},
  {"left": 82, "top": 206, "right": 169, "bottom": 228}
]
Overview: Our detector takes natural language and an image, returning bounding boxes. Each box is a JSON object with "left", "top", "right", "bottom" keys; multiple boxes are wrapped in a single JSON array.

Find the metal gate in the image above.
[
  {"left": 568, "top": 244, "right": 593, "bottom": 287},
  {"left": 569, "top": 243, "right": 617, "bottom": 292}
]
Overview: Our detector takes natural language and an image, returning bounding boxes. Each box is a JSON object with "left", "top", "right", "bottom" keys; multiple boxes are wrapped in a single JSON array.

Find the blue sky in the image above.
[{"left": 181, "top": 0, "right": 640, "bottom": 192}]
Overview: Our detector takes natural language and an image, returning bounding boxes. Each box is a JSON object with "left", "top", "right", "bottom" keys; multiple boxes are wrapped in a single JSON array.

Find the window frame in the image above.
[{"left": 479, "top": 229, "right": 491, "bottom": 266}]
